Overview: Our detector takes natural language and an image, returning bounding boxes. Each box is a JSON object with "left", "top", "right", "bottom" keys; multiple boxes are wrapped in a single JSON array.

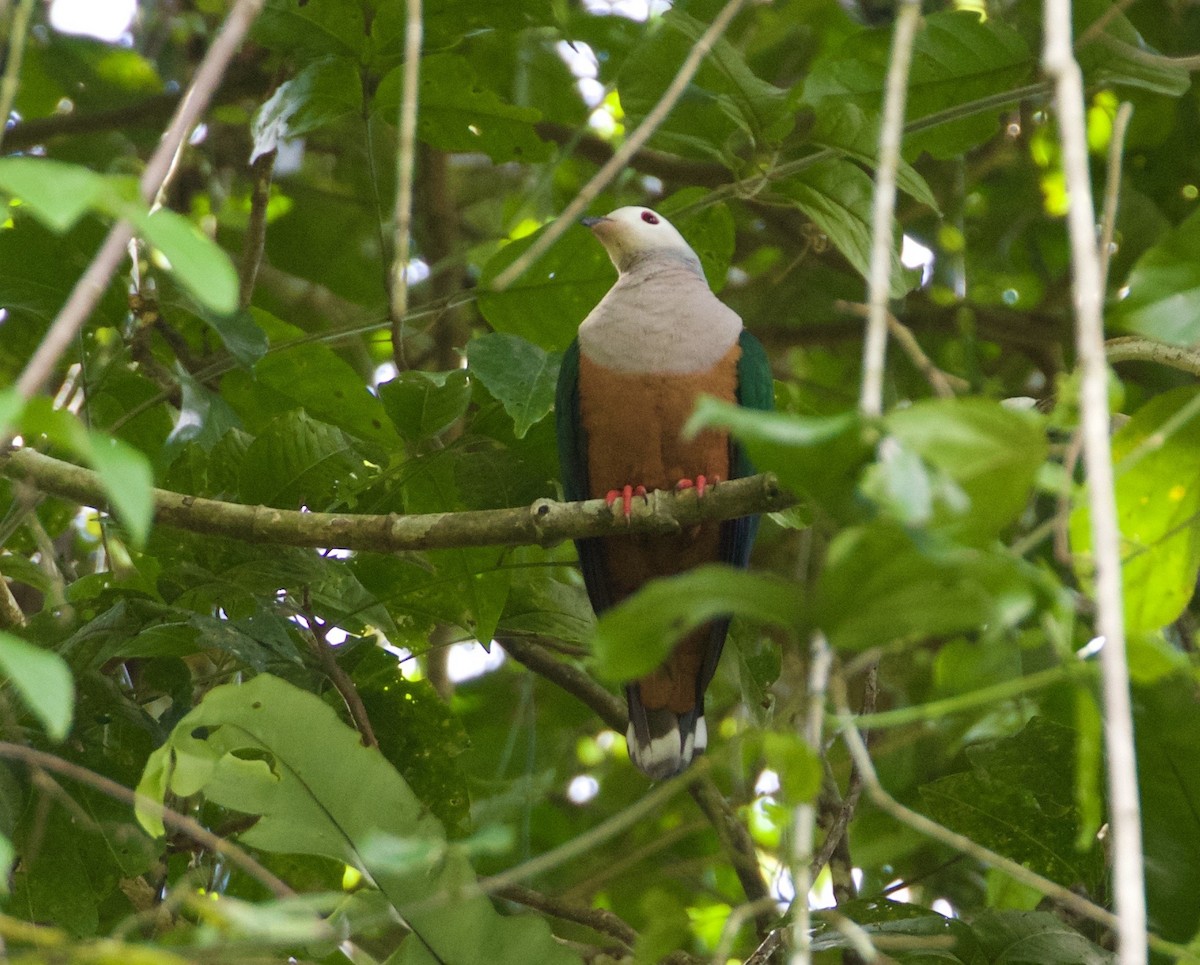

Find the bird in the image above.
[{"left": 555, "top": 206, "right": 774, "bottom": 779}]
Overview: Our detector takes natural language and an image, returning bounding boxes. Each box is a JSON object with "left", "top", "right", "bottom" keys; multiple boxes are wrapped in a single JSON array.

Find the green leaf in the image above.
[
  {"left": 252, "top": 56, "right": 363, "bottom": 157},
  {"left": 0, "top": 157, "right": 107, "bottom": 231},
  {"left": 1135, "top": 675, "right": 1200, "bottom": 942},
  {"left": 883, "top": 398, "right": 1047, "bottom": 543},
  {"left": 247, "top": 330, "right": 401, "bottom": 450},
  {"left": 660, "top": 190, "right": 737, "bottom": 291},
  {"left": 777, "top": 159, "right": 916, "bottom": 298},
  {"left": 128, "top": 206, "right": 239, "bottom": 316},
  {"left": 812, "top": 898, "right": 984, "bottom": 962},
  {"left": 375, "top": 54, "right": 550, "bottom": 163},
  {"left": 919, "top": 718, "right": 1103, "bottom": 890},
  {"left": 253, "top": 0, "right": 366, "bottom": 61},
  {"left": 803, "top": 11, "right": 1032, "bottom": 159},
  {"left": 1070, "top": 386, "right": 1200, "bottom": 632},
  {"left": 970, "top": 910, "right": 1113, "bottom": 964},
  {"left": 760, "top": 732, "right": 821, "bottom": 803},
  {"left": 620, "top": 9, "right": 794, "bottom": 161},
  {"left": 592, "top": 566, "right": 801, "bottom": 683},
  {"left": 238, "top": 409, "right": 363, "bottom": 509},
  {"left": 816, "top": 523, "right": 1039, "bottom": 651},
  {"left": 81, "top": 430, "right": 155, "bottom": 546},
  {"left": 136, "top": 674, "right": 581, "bottom": 965},
  {"left": 687, "top": 398, "right": 866, "bottom": 515},
  {"left": 808, "top": 102, "right": 941, "bottom": 213},
  {"left": 478, "top": 223, "right": 613, "bottom": 351},
  {"left": 206, "top": 309, "right": 269, "bottom": 368},
  {"left": 467, "top": 333, "right": 561, "bottom": 439},
  {"left": 379, "top": 369, "right": 472, "bottom": 444},
  {"left": 0, "top": 632, "right": 74, "bottom": 741},
  {"left": 1110, "top": 206, "right": 1200, "bottom": 345},
  {"left": 0, "top": 159, "right": 237, "bottom": 315}
]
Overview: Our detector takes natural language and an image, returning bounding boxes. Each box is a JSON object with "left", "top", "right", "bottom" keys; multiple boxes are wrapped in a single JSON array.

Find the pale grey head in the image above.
[{"left": 581, "top": 206, "right": 703, "bottom": 276}]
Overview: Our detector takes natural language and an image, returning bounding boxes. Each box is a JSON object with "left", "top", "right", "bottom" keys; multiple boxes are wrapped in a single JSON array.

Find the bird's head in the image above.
[{"left": 581, "top": 207, "right": 702, "bottom": 275}]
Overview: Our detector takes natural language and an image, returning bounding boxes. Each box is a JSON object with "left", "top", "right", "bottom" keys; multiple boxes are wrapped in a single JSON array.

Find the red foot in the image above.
[
  {"left": 605, "top": 484, "right": 648, "bottom": 519},
  {"left": 676, "top": 474, "right": 718, "bottom": 498}
]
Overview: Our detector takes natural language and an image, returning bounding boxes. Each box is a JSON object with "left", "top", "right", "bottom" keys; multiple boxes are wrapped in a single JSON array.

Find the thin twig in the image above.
[
  {"left": 688, "top": 778, "right": 774, "bottom": 932},
  {"left": 711, "top": 897, "right": 782, "bottom": 965},
  {"left": 1096, "top": 35, "right": 1200, "bottom": 71},
  {"left": 859, "top": 0, "right": 922, "bottom": 419},
  {"left": 494, "top": 884, "right": 638, "bottom": 951},
  {"left": 0, "top": 0, "right": 35, "bottom": 154},
  {"left": 791, "top": 633, "right": 834, "bottom": 965},
  {"left": 238, "top": 148, "right": 276, "bottom": 310},
  {"left": 1106, "top": 337, "right": 1200, "bottom": 377},
  {"left": 0, "top": 741, "right": 293, "bottom": 899},
  {"left": 830, "top": 679, "right": 1120, "bottom": 932},
  {"left": 499, "top": 635, "right": 773, "bottom": 920},
  {"left": 837, "top": 301, "right": 966, "bottom": 398},
  {"left": 0, "top": 573, "right": 24, "bottom": 628},
  {"left": 488, "top": 0, "right": 751, "bottom": 291},
  {"left": 388, "top": 0, "right": 423, "bottom": 369},
  {"left": 1043, "top": 5, "right": 1145, "bottom": 963},
  {"left": 300, "top": 590, "right": 378, "bottom": 748},
  {"left": 811, "top": 662, "right": 876, "bottom": 875},
  {"left": 497, "top": 636, "right": 625, "bottom": 730},
  {"left": 1098, "top": 102, "right": 1134, "bottom": 291},
  {"left": 8, "top": 0, "right": 267, "bottom": 408}
]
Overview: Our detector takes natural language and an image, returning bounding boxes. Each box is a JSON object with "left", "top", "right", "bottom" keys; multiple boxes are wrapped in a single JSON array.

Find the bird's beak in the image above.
[{"left": 580, "top": 216, "right": 606, "bottom": 228}]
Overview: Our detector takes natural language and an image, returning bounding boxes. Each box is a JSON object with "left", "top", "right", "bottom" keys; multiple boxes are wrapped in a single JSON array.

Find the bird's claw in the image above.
[
  {"left": 675, "top": 474, "right": 718, "bottom": 498},
  {"left": 605, "top": 484, "right": 648, "bottom": 520}
]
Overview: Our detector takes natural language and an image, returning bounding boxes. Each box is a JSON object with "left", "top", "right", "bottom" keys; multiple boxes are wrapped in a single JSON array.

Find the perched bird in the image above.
[{"left": 555, "top": 206, "right": 774, "bottom": 779}]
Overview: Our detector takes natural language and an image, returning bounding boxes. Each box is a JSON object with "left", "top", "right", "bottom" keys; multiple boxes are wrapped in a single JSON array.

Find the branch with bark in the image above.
[{"left": 0, "top": 447, "right": 794, "bottom": 553}]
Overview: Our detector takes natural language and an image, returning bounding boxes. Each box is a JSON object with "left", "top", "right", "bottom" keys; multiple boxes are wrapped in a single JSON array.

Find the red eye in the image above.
[{"left": 641, "top": 211, "right": 659, "bottom": 224}]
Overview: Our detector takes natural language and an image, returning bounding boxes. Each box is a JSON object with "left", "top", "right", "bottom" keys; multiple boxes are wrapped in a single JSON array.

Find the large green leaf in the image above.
[
  {"left": 0, "top": 158, "right": 238, "bottom": 315},
  {"left": 882, "top": 398, "right": 1047, "bottom": 544},
  {"left": 919, "top": 718, "right": 1103, "bottom": 890},
  {"left": 803, "top": 11, "right": 1032, "bottom": 160},
  {"left": 687, "top": 399, "right": 866, "bottom": 517},
  {"left": 238, "top": 409, "right": 363, "bottom": 509},
  {"left": 467, "top": 333, "right": 561, "bottom": 440},
  {"left": 776, "top": 158, "right": 917, "bottom": 298},
  {"left": 0, "top": 632, "right": 74, "bottom": 741},
  {"left": 816, "top": 523, "right": 1039, "bottom": 651},
  {"left": 808, "top": 102, "right": 940, "bottom": 214},
  {"left": 375, "top": 54, "right": 551, "bottom": 163},
  {"left": 478, "top": 222, "right": 613, "bottom": 351},
  {"left": 1134, "top": 675, "right": 1200, "bottom": 943},
  {"left": 379, "top": 369, "right": 472, "bottom": 445},
  {"left": 592, "top": 565, "right": 801, "bottom": 683},
  {"left": 1110, "top": 206, "right": 1200, "bottom": 346},
  {"left": 252, "top": 56, "right": 364, "bottom": 157},
  {"left": 1070, "top": 386, "right": 1200, "bottom": 632},
  {"left": 137, "top": 675, "right": 580, "bottom": 964},
  {"left": 619, "top": 9, "right": 795, "bottom": 162}
]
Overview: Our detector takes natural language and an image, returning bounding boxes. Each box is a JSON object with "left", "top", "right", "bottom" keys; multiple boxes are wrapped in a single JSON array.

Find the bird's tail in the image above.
[{"left": 625, "top": 686, "right": 708, "bottom": 780}]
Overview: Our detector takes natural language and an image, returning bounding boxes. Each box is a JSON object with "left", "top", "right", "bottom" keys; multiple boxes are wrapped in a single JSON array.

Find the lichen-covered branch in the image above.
[{"left": 1, "top": 447, "right": 794, "bottom": 553}]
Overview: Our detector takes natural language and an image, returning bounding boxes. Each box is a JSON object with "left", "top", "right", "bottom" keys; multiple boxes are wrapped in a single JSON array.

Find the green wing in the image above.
[
  {"left": 732, "top": 329, "right": 774, "bottom": 477},
  {"left": 556, "top": 339, "right": 613, "bottom": 612},
  {"left": 555, "top": 339, "right": 588, "bottom": 503}
]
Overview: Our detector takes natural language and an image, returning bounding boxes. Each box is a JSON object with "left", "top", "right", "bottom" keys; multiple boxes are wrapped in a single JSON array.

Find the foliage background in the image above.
[{"left": 0, "top": 0, "right": 1199, "bottom": 962}]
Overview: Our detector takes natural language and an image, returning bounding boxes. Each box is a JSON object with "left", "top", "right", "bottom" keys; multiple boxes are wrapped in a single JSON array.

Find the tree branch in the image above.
[
  {"left": 1106, "top": 337, "right": 1200, "bottom": 377},
  {"left": 0, "top": 742, "right": 292, "bottom": 899},
  {"left": 7, "top": 0, "right": 268, "bottom": 411},
  {"left": 859, "top": 0, "right": 921, "bottom": 419},
  {"left": 494, "top": 883, "right": 638, "bottom": 951},
  {"left": 0, "top": 447, "right": 794, "bottom": 552},
  {"left": 1044, "top": 5, "right": 1145, "bottom": 962}
]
